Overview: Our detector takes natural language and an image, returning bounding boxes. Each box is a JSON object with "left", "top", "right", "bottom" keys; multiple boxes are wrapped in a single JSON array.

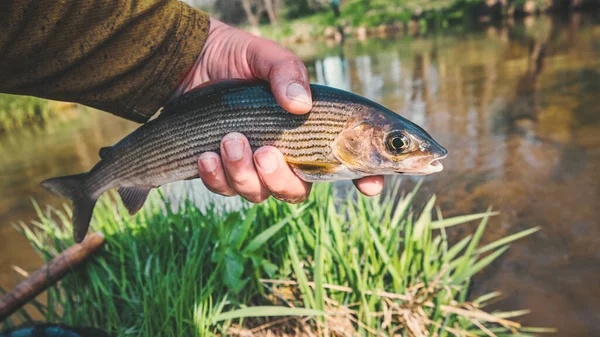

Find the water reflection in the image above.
[
  {"left": 1, "top": 14, "right": 600, "bottom": 336},
  {"left": 293, "top": 14, "right": 600, "bottom": 336},
  {"left": 315, "top": 56, "right": 350, "bottom": 91}
]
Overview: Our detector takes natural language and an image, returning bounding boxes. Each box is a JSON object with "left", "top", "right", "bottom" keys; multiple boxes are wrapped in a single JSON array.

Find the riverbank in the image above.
[
  {"left": 247, "top": 1, "right": 600, "bottom": 44},
  {"left": 1, "top": 183, "right": 551, "bottom": 336}
]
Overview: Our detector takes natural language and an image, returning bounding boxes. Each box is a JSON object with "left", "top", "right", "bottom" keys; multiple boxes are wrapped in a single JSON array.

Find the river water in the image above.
[{"left": 1, "top": 14, "right": 599, "bottom": 336}]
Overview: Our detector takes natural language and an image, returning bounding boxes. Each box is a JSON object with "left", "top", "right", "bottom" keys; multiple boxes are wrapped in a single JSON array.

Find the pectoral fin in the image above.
[
  {"left": 288, "top": 161, "right": 340, "bottom": 174},
  {"left": 287, "top": 160, "right": 362, "bottom": 182}
]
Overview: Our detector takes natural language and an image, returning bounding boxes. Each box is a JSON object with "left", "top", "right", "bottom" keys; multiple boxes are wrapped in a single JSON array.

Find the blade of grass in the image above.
[
  {"left": 473, "top": 291, "right": 502, "bottom": 306},
  {"left": 287, "top": 238, "right": 316, "bottom": 309},
  {"left": 491, "top": 309, "right": 531, "bottom": 319},
  {"left": 462, "top": 245, "right": 510, "bottom": 280},
  {"left": 413, "top": 195, "right": 436, "bottom": 243},
  {"left": 243, "top": 204, "right": 309, "bottom": 254},
  {"left": 368, "top": 225, "right": 403, "bottom": 287},
  {"left": 430, "top": 212, "right": 499, "bottom": 229},
  {"left": 454, "top": 210, "right": 492, "bottom": 280},
  {"left": 214, "top": 306, "right": 326, "bottom": 322},
  {"left": 390, "top": 180, "right": 422, "bottom": 228},
  {"left": 314, "top": 219, "right": 325, "bottom": 314},
  {"left": 520, "top": 327, "right": 558, "bottom": 333},
  {"left": 476, "top": 227, "right": 540, "bottom": 254},
  {"left": 443, "top": 234, "right": 472, "bottom": 263}
]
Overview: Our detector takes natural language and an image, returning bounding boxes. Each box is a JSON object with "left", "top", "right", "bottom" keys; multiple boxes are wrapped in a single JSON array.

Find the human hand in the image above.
[{"left": 176, "top": 18, "right": 383, "bottom": 203}]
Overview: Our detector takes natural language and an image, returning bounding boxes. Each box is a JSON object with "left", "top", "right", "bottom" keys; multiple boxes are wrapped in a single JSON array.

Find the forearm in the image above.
[{"left": 0, "top": 0, "right": 209, "bottom": 123}]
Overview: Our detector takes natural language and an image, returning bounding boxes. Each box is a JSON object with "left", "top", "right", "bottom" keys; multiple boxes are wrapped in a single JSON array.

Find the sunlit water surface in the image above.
[{"left": 2, "top": 14, "right": 600, "bottom": 335}]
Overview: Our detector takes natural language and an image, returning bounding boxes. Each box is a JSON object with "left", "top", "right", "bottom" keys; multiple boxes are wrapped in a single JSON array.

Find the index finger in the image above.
[{"left": 353, "top": 176, "right": 384, "bottom": 196}]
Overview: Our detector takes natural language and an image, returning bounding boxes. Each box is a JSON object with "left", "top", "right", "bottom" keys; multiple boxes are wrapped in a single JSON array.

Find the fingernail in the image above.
[
  {"left": 199, "top": 156, "right": 217, "bottom": 173},
  {"left": 223, "top": 139, "right": 244, "bottom": 161},
  {"left": 286, "top": 83, "right": 310, "bottom": 105},
  {"left": 255, "top": 148, "right": 278, "bottom": 174}
]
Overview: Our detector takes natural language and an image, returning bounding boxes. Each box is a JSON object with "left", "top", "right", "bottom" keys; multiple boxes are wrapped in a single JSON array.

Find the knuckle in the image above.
[
  {"left": 273, "top": 193, "right": 308, "bottom": 204},
  {"left": 244, "top": 194, "right": 269, "bottom": 204},
  {"left": 291, "top": 58, "right": 307, "bottom": 70},
  {"left": 228, "top": 173, "right": 252, "bottom": 187},
  {"left": 202, "top": 178, "right": 235, "bottom": 196},
  {"left": 271, "top": 187, "right": 311, "bottom": 204},
  {"left": 274, "top": 58, "right": 305, "bottom": 75},
  {"left": 206, "top": 184, "right": 237, "bottom": 197},
  {"left": 218, "top": 190, "right": 238, "bottom": 197},
  {"left": 266, "top": 183, "right": 289, "bottom": 196}
]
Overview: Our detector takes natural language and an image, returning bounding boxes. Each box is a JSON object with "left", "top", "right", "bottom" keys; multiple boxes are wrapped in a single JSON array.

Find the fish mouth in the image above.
[
  {"left": 426, "top": 159, "right": 444, "bottom": 172},
  {"left": 395, "top": 156, "right": 446, "bottom": 175}
]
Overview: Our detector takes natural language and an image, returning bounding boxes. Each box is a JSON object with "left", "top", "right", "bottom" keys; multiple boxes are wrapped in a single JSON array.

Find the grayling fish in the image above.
[{"left": 41, "top": 79, "right": 447, "bottom": 243}]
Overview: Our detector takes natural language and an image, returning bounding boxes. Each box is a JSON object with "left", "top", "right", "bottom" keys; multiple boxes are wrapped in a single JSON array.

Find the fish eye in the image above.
[{"left": 386, "top": 132, "right": 410, "bottom": 154}]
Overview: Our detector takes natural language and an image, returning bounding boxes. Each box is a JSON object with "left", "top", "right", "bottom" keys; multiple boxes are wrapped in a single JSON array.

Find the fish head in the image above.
[{"left": 332, "top": 108, "right": 448, "bottom": 176}]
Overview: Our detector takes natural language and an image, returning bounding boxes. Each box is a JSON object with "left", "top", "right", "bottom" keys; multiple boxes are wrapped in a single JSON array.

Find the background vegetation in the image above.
[
  {"left": 0, "top": 95, "right": 57, "bottom": 132},
  {"left": 0, "top": 94, "right": 82, "bottom": 132},
  {"left": 190, "top": 0, "right": 599, "bottom": 41}
]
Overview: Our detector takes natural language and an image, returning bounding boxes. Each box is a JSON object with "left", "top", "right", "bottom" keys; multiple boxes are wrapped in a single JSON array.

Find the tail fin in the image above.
[{"left": 40, "top": 173, "right": 97, "bottom": 243}]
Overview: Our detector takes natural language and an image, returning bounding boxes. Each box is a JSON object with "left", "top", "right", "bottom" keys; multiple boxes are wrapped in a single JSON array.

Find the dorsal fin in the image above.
[
  {"left": 99, "top": 146, "right": 113, "bottom": 159},
  {"left": 159, "top": 79, "right": 270, "bottom": 117}
]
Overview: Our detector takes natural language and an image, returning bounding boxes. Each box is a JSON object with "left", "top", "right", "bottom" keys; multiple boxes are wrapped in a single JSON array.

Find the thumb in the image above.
[{"left": 246, "top": 38, "right": 312, "bottom": 114}]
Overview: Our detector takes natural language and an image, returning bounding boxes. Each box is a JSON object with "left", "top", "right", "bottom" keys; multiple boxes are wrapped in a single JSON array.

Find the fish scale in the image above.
[
  {"left": 40, "top": 79, "right": 447, "bottom": 243},
  {"left": 92, "top": 95, "right": 355, "bottom": 191},
  {"left": 101, "top": 116, "right": 343, "bottom": 187},
  {"left": 113, "top": 111, "right": 344, "bottom": 168}
]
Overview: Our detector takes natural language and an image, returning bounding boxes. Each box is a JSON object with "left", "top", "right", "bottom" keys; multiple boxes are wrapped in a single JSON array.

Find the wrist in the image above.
[
  {"left": 169, "top": 18, "right": 234, "bottom": 102},
  {"left": 169, "top": 17, "right": 227, "bottom": 103}
]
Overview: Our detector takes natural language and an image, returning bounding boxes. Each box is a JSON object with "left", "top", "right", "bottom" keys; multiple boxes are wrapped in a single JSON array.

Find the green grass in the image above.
[{"left": 1, "top": 181, "right": 554, "bottom": 336}]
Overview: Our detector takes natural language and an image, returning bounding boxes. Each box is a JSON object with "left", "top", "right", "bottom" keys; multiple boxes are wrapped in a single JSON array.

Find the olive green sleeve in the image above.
[{"left": 0, "top": 0, "right": 210, "bottom": 123}]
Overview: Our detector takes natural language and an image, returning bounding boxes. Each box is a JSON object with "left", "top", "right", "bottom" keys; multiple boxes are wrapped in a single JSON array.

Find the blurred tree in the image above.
[
  {"left": 194, "top": 0, "right": 331, "bottom": 26},
  {"left": 240, "top": 0, "right": 265, "bottom": 27},
  {"left": 237, "top": 0, "right": 281, "bottom": 26},
  {"left": 263, "top": 0, "right": 282, "bottom": 25},
  {"left": 185, "top": 0, "right": 250, "bottom": 25},
  {"left": 284, "top": 0, "right": 327, "bottom": 19}
]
